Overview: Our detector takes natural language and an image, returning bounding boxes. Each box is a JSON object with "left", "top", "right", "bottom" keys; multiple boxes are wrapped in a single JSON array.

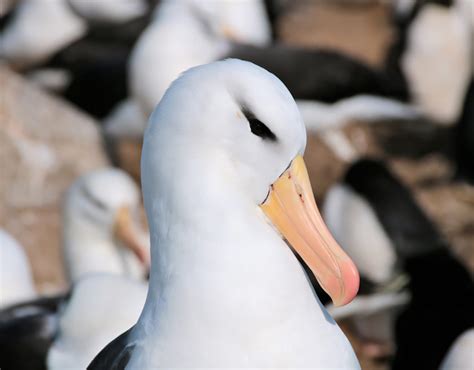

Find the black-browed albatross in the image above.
[{"left": 89, "top": 59, "right": 360, "bottom": 369}]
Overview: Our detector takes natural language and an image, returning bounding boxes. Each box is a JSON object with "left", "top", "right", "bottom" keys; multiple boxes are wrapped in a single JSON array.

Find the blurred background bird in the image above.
[{"left": 0, "top": 0, "right": 473, "bottom": 369}]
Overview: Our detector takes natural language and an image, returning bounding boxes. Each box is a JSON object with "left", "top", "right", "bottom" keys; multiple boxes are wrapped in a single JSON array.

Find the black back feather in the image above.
[
  {"left": 87, "top": 327, "right": 136, "bottom": 370},
  {"left": 0, "top": 294, "right": 67, "bottom": 370},
  {"left": 226, "top": 44, "right": 408, "bottom": 103},
  {"left": 343, "top": 159, "right": 474, "bottom": 370},
  {"left": 344, "top": 159, "right": 446, "bottom": 258}
]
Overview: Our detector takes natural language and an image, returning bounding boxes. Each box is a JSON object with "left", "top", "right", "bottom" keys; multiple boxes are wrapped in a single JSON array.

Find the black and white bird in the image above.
[
  {"left": 0, "top": 0, "right": 154, "bottom": 118},
  {"left": 323, "top": 158, "right": 474, "bottom": 369},
  {"left": 106, "top": 0, "right": 417, "bottom": 141},
  {"left": 0, "top": 168, "right": 150, "bottom": 370},
  {"left": 41, "top": 2, "right": 153, "bottom": 118},
  {"left": 0, "top": 293, "right": 66, "bottom": 370},
  {"left": 89, "top": 59, "right": 361, "bottom": 369},
  {"left": 62, "top": 168, "right": 150, "bottom": 283},
  {"left": 388, "top": 0, "right": 472, "bottom": 125},
  {"left": 0, "top": 274, "right": 147, "bottom": 370}
]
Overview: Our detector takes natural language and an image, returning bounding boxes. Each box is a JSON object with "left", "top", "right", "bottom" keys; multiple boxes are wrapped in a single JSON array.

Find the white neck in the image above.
[{"left": 134, "top": 157, "right": 359, "bottom": 367}]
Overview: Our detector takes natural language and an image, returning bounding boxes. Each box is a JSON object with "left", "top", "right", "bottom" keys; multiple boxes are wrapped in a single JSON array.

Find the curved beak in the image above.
[
  {"left": 114, "top": 206, "right": 150, "bottom": 270},
  {"left": 260, "top": 155, "right": 359, "bottom": 306}
]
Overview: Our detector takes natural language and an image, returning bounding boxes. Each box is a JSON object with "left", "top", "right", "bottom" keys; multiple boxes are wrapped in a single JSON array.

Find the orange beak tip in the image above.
[{"left": 333, "top": 260, "right": 360, "bottom": 307}]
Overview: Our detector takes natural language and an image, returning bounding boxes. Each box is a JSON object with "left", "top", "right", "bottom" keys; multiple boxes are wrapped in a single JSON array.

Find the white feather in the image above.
[
  {"left": 0, "top": 0, "right": 86, "bottom": 68},
  {"left": 47, "top": 274, "right": 147, "bottom": 370}
]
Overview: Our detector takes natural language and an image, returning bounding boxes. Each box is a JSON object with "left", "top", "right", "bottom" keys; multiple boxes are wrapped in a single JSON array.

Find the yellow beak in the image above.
[
  {"left": 114, "top": 206, "right": 150, "bottom": 270},
  {"left": 260, "top": 155, "right": 359, "bottom": 306}
]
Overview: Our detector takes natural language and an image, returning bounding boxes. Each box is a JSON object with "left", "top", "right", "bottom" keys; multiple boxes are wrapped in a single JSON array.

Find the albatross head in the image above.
[
  {"left": 63, "top": 168, "right": 150, "bottom": 282},
  {"left": 142, "top": 59, "right": 359, "bottom": 306}
]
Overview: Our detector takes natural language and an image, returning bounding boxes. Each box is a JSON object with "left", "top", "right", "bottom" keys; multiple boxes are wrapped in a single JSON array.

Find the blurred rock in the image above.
[
  {"left": 279, "top": 0, "right": 394, "bottom": 68},
  {"left": 0, "top": 65, "right": 109, "bottom": 294}
]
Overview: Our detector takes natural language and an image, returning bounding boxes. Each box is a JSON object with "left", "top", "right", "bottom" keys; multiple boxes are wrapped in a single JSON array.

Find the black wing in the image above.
[
  {"left": 87, "top": 327, "right": 137, "bottom": 370},
  {"left": 0, "top": 294, "right": 67, "bottom": 370},
  {"left": 225, "top": 44, "right": 408, "bottom": 103},
  {"left": 344, "top": 158, "right": 446, "bottom": 259}
]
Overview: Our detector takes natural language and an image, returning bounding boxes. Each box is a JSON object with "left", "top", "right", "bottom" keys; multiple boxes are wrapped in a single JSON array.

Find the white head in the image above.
[
  {"left": 63, "top": 168, "right": 149, "bottom": 283},
  {"left": 141, "top": 59, "right": 359, "bottom": 307},
  {"left": 143, "top": 59, "right": 304, "bottom": 205},
  {"left": 0, "top": 230, "right": 36, "bottom": 308}
]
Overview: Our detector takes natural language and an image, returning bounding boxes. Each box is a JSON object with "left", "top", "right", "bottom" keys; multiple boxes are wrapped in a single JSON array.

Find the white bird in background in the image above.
[
  {"left": 63, "top": 168, "right": 150, "bottom": 283},
  {"left": 89, "top": 59, "right": 360, "bottom": 369},
  {"left": 0, "top": 169, "right": 150, "bottom": 370},
  {"left": 106, "top": 0, "right": 420, "bottom": 145},
  {"left": 0, "top": 0, "right": 151, "bottom": 70},
  {"left": 0, "top": 275, "right": 147, "bottom": 370},
  {"left": 66, "top": 0, "right": 148, "bottom": 24},
  {"left": 103, "top": 99, "right": 148, "bottom": 140},
  {"left": 396, "top": 0, "right": 472, "bottom": 124},
  {"left": 104, "top": 0, "right": 271, "bottom": 140},
  {"left": 47, "top": 274, "right": 147, "bottom": 370},
  {"left": 322, "top": 158, "right": 474, "bottom": 369},
  {"left": 0, "top": 229, "right": 37, "bottom": 309},
  {"left": 0, "top": 0, "right": 86, "bottom": 69},
  {"left": 129, "top": 0, "right": 271, "bottom": 117}
]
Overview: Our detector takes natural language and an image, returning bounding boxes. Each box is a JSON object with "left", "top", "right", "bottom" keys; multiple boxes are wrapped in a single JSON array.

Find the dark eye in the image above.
[{"left": 242, "top": 108, "right": 277, "bottom": 141}]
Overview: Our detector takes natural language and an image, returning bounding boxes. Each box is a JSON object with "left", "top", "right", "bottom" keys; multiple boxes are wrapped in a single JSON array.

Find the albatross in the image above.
[
  {"left": 0, "top": 168, "right": 150, "bottom": 370},
  {"left": 89, "top": 59, "right": 360, "bottom": 369},
  {"left": 323, "top": 158, "right": 474, "bottom": 369},
  {"left": 63, "top": 167, "right": 150, "bottom": 283}
]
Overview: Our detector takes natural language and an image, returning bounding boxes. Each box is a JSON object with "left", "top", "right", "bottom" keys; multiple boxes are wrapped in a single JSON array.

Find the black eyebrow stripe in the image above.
[
  {"left": 241, "top": 106, "right": 277, "bottom": 142},
  {"left": 79, "top": 184, "right": 108, "bottom": 211}
]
